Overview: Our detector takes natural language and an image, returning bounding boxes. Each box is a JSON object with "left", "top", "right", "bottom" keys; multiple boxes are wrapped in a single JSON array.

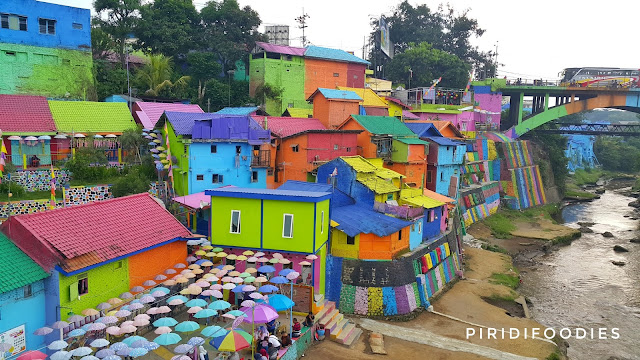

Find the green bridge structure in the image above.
[{"left": 481, "top": 79, "right": 640, "bottom": 138}]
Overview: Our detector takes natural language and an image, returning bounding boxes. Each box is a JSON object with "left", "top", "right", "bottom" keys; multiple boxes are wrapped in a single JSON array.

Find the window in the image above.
[
  {"left": 196, "top": 174, "right": 204, "bottom": 181},
  {"left": 72, "top": 22, "right": 83, "bottom": 30},
  {"left": 253, "top": 145, "right": 260, "bottom": 151},
  {"left": 78, "top": 274, "right": 89, "bottom": 296},
  {"left": 288, "top": 103, "right": 294, "bottom": 108},
  {"left": 1, "top": 14, "right": 27, "bottom": 31},
  {"left": 282, "top": 262, "right": 293, "bottom": 269},
  {"left": 235, "top": 146, "right": 242, "bottom": 154},
  {"left": 427, "top": 171, "right": 432, "bottom": 183},
  {"left": 346, "top": 235, "right": 355, "bottom": 245},
  {"left": 230, "top": 210, "right": 241, "bottom": 234},
  {"left": 398, "top": 230, "right": 402, "bottom": 241},
  {"left": 292, "top": 145, "right": 299, "bottom": 152},
  {"left": 23, "top": 284, "right": 32, "bottom": 298},
  {"left": 251, "top": 171, "right": 258, "bottom": 183},
  {"left": 282, "top": 214, "right": 293, "bottom": 238},
  {"left": 183, "top": 144, "right": 188, "bottom": 154},
  {"left": 321, "top": 211, "right": 325, "bottom": 234},
  {"left": 333, "top": 144, "right": 339, "bottom": 150},
  {"left": 226, "top": 258, "right": 236, "bottom": 266},
  {"left": 39, "top": 18, "right": 56, "bottom": 35},
  {"left": 418, "top": 222, "right": 422, "bottom": 233},
  {"left": 211, "top": 145, "right": 217, "bottom": 153},
  {"left": 387, "top": 193, "right": 393, "bottom": 201},
  {"left": 62, "top": 59, "right": 70, "bottom": 66},
  {"left": 333, "top": 73, "right": 339, "bottom": 77},
  {"left": 212, "top": 174, "right": 223, "bottom": 183},
  {"left": 114, "top": 261, "right": 122, "bottom": 269},
  {"left": 346, "top": 147, "right": 352, "bottom": 152},
  {"left": 440, "top": 172, "right": 443, "bottom": 181},
  {"left": 267, "top": 168, "right": 274, "bottom": 176}
]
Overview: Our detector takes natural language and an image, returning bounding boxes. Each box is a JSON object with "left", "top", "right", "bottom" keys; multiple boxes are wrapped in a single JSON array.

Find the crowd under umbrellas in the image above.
[{"left": 7, "top": 239, "right": 313, "bottom": 360}]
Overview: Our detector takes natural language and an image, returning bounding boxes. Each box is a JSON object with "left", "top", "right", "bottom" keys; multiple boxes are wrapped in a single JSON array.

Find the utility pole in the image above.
[
  {"left": 295, "top": 9, "right": 310, "bottom": 47},
  {"left": 494, "top": 41, "right": 499, "bottom": 78}
]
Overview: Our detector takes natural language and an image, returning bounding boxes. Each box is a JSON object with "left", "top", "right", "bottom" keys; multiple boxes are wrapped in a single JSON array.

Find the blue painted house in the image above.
[
  {"left": 159, "top": 112, "right": 271, "bottom": 195},
  {"left": 0, "top": 232, "right": 49, "bottom": 355}
]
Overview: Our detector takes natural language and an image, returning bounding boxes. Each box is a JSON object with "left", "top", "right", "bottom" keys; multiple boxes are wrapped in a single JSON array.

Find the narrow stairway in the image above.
[{"left": 313, "top": 295, "right": 362, "bottom": 347}]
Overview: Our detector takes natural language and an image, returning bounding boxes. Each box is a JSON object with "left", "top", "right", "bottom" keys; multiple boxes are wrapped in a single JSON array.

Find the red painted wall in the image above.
[
  {"left": 346, "top": 63, "right": 366, "bottom": 88},
  {"left": 306, "top": 132, "right": 358, "bottom": 162},
  {"left": 339, "top": 118, "right": 377, "bottom": 158}
]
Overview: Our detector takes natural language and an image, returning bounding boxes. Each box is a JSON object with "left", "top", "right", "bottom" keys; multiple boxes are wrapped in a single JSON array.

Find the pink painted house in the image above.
[{"left": 132, "top": 102, "right": 204, "bottom": 129}]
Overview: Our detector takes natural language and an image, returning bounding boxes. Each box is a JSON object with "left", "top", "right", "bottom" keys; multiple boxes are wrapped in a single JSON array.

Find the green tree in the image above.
[
  {"left": 385, "top": 42, "right": 470, "bottom": 88},
  {"left": 185, "top": 52, "right": 223, "bottom": 105},
  {"left": 202, "top": 79, "right": 253, "bottom": 112},
  {"left": 94, "top": 60, "right": 127, "bottom": 100},
  {"left": 93, "top": 0, "right": 141, "bottom": 67},
  {"left": 91, "top": 23, "right": 116, "bottom": 60},
  {"left": 134, "top": 54, "right": 191, "bottom": 97},
  {"left": 119, "top": 127, "right": 145, "bottom": 163},
  {"left": 200, "top": 0, "right": 264, "bottom": 73},
  {"left": 254, "top": 83, "right": 283, "bottom": 111},
  {"left": 136, "top": 0, "right": 200, "bottom": 59}
]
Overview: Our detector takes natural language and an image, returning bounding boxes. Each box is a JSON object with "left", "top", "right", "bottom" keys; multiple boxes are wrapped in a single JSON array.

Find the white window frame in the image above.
[
  {"left": 282, "top": 213, "right": 294, "bottom": 238},
  {"left": 230, "top": 210, "right": 241, "bottom": 234},
  {"left": 320, "top": 211, "right": 325, "bottom": 234}
]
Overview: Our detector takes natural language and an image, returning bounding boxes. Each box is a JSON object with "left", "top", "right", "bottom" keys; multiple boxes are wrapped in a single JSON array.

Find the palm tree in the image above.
[{"left": 135, "top": 54, "right": 190, "bottom": 97}]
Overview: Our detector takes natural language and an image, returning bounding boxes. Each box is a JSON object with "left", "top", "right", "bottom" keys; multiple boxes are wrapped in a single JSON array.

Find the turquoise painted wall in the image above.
[
  {"left": 0, "top": 43, "right": 93, "bottom": 99},
  {"left": 0, "top": 280, "right": 47, "bottom": 352},
  {"left": 249, "top": 53, "right": 307, "bottom": 115},
  {"left": 210, "top": 197, "right": 261, "bottom": 248},
  {"left": 57, "top": 260, "right": 129, "bottom": 320}
]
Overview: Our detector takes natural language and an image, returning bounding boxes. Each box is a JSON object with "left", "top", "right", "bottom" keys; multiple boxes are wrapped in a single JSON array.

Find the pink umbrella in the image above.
[
  {"left": 195, "top": 281, "right": 210, "bottom": 288},
  {"left": 186, "top": 256, "right": 197, "bottom": 262},
  {"left": 114, "top": 310, "right": 131, "bottom": 318},
  {"left": 231, "top": 277, "right": 244, "bottom": 284},
  {"left": 97, "top": 316, "right": 118, "bottom": 324},
  {"left": 222, "top": 283, "right": 235, "bottom": 290},
  {"left": 254, "top": 252, "right": 265, "bottom": 257},
  {"left": 134, "top": 314, "right": 150, "bottom": 320},
  {"left": 187, "top": 306, "right": 202, "bottom": 314},
  {"left": 174, "top": 263, "right": 187, "bottom": 269},
  {"left": 211, "top": 290, "right": 223, "bottom": 298},
  {"left": 146, "top": 307, "right": 159, "bottom": 315},
  {"left": 171, "top": 356, "right": 191, "bottom": 360},
  {"left": 87, "top": 323, "right": 106, "bottom": 331},
  {"left": 168, "top": 299, "right": 184, "bottom": 306},
  {"left": 279, "top": 259, "right": 291, "bottom": 265},
  {"left": 105, "top": 326, "right": 120, "bottom": 335},
  {"left": 133, "top": 318, "right": 150, "bottom": 327},
  {"left": 140, "top": 295, "right": 155, "bottom": 304},
  {"left": 16, "top": 350, "right": 46, "bottom": 360},
  {"left": 217, "top": 270, "right": 228, "bottom": 277},
  {"left": 129, "top": 303, "right": 144, "bottom": 310},
  {"left": 240, "top": 304, "right": 278, "bottom": 324},
  {"left": 180, "top": 269, "right": 192, "bottom": 275},
  {"left": 272, "top": 253, "right": 284, "bottom": 259},
  {"left": 130, "top": 286, "right": 145, "bottom": 293},
  {"left": 165, "top": 269, "right": 177, "bottom": 275},
  {"left": 222, "top": 313, "right": 236, "bottom": 320},
  {"left": 143, "top": 280, "right": 157, "bottom": 287},
  {"left": 241, "top": 300, "right": 255, "bottom": 307},
  {"left": 248, "top": 292, "right": 263, "bottom": 299},
  {"left": 210, "top": 284, "right": 223, "bottom": 290},
  {"left": 201, "top": 290, "right": 214, "bottom": 296},
  {"left": 155, "top": 274, "right": 168, "bottom": 281},
  {"left": 157, "top": 306, "right": 171, "bottom": 314},
  {"left": 155, "top": 326, "right": 173, "bottom": 334},
  {"left": 247, "top": 257, "right": 258, "bottom": 262},
  {"left": 257, "top": 258, "right": 269, "bottom": 263},
  {"left": 243, "top": 285, "right": 256, "bottom": 292},
  {"left": 51, "top": 321, "right": 69, "bottom": 329},
  {"left": 306, "top": 254, "right": 318, "bottom": 260},
  {"left": 120, "top": 325, "right": 137, "bottom": 333},
  {"left": 152, "top": 290, "right": 167, "bottom": 297},
  {"left": 206, "top": 276, "right": 219, "bottom": 282},
  {"left": 221, "top": 277, "right": 232, "bottom": 283},
  {"left": 121, "top": 321, "right": 134, "bottom": 327}
]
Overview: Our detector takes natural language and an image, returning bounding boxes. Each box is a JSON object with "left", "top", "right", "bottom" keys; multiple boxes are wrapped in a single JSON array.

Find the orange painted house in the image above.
[
  {"left": 308, "top": 88, "right": 362, "bottom": 129},
  {"left": 303, "top": 45, "right": 368, "bottom": 98},
  {"left": 339, "top": 115, "right": 419, "bottom": 159},
  {"left": 128, "top": 241, "right": 187, "bottom": 288}
]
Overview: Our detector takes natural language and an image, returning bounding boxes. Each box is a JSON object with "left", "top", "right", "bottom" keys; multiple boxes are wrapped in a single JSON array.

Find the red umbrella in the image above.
[{"left": 16, "top": 350, "right": 47, "bottom": 360}]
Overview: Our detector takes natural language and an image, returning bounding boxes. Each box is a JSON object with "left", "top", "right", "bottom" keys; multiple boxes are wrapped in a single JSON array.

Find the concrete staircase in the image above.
[{"left": 314, "top": 296, "right": 362, "bottom": 347}]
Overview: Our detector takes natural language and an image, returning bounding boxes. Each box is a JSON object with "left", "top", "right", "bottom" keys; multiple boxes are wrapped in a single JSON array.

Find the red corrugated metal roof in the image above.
[
  {"left": 0, "top": 95, "right": 57, "bottom": 133},
  {"left": 1, "top": 193, "right": 191, "bottom": 272},
  {"left": 134, "top": 102, "right": 204, "bottom": 129},
  {"left": 254, "top": 116, "right": 326, "bottom": 138}
]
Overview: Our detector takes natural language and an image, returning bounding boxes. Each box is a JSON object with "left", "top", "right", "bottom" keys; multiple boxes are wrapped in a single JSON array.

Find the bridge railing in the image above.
[{"left": 503, "top": 77, "right": 562, "bottom": 87}]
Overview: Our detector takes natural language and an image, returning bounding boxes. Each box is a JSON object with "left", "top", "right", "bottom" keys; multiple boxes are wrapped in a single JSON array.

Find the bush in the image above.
[
  {"left": 110, "top": 168, "right": 155, "bottom": 198},
  {"left": 482, "top": 213, "right": 516, "bottom": 238},
  {"left": 0, "top": 181, "right": 25, "bottom": 197},
  {"left": 489, "top": 273, "right": 520, "bottom": 289}
]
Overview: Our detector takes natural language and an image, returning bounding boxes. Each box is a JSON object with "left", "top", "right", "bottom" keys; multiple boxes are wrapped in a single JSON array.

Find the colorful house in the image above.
[
  {"left": 0, "top": 193, "right": 191, "bottom": 322},
  {"left": 307, "top": 88, "right": 362, "bottom": 129},
  {"left": 0, "top": 0, "right": 93, "bottom": 99},
  {"left": 384, "top": 97, "right": 412, "bottom": 119},
  {"left": 257, "top": 116, "right": 360, "bottom": 187},
  {"left": 425, "top": 136, "right": 466, "bottom": 196},
  {"left": 0, "top": 95, "right": 57, "bottom": 167},
  {"left": 172, "top": 191, "right": 211, "bottom": 237},
  {"left": 206, "top": 187, "right": 331, "bottom": 293},
  {"left": 0, "top": 232, "right": 49, "bottom": 355},
  {"left": 336, "top": 86, "right": 389, "bottom": 116},
  {"left": 304, "top": 46, "right": 368, "bottom": 98},
  {"left": 131, "top": 101, "right": 203, "bottom": 130},
  {"left": 158, "top": 112, "right": 271, "bottom": 195},
  {"left": 214, "top": 107, "right": 260, "bottom": 116},
  {"left": 407, "top": 120, "right": 465, "bottom": 139},
  {"left": 399, "top": 188, "right": 446, "bottom": 242},
  {"left": 338, "top": 115, "right": 418, "bottom": 160}
]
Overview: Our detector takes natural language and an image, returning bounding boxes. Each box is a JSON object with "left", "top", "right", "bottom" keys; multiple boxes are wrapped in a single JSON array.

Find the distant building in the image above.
[
  {"left": 0, "top": 0, "right": 93, "bottom": 98},
  {"left": 307, "top": 88, "right": 362, "bottom": 129},
  {"left": 265, "top": 25, "right": 290, "bottom": 46}
]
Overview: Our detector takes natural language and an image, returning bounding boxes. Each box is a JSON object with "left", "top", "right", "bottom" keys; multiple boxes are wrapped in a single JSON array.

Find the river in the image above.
[{"left": 519, "top": 191, "right": 640, "bottom": 359}]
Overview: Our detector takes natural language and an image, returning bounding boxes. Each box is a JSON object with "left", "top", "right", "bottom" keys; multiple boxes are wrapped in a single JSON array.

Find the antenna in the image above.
[{"left": 295, "top": 8, "right": 310, "bottom": 47}]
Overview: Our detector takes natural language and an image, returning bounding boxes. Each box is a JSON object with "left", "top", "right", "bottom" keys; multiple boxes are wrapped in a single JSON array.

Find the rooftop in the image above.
[
  {"left": 304, "top": 46, "right": 370, "bottom": 65},
  {"left": 425, "top": 136, "right": 466, "bottom": 146},
  {"left": 346, "top": 115, "right": 416, "bottom": 137},
  {"left": 332, "top": 203, "right": 411, "bottom": 237},
  {"left": 49, "top": 100, "right": 137, "bottom": 134},
  {"left": 308, "top": 88, "right": 363, "bottom": 102},
  {"left": 406, "top": 120, "right": 465, "bottom": 139},
  {"left": 283, "top": 108, "right": 313, "bottom": 118},
  {"left": 337, "top": 87, "right": 389, "bottom": 108},
  {"left": 0, "top": 95, "right": 57, "bottom": 135},
  {"left": 405, "top": 122, "right": 443, "bottom": 138},
  {"left": 255, "top": 116, "right": 326, "bottom": 138},
  {"left": 173, "top": 192, "right": 211, "bottom": 209},
  {"left": 214, "top": 107, "right": 259, "bottom": 116},
  {"left": 1, "top": 193, "right": 191, "bottom": 274},
  {"left": 399, "top": 188, "right": 445, "bottom": 209},
  {"left": 423, "top": 188, "right": 456, "bottom": 204},
  {"left": 255, "top": 42, "right": 306, "bottom": 57},
  {"left": 206, "top": 187, "right": 331, "bottom": 203},
  {"left": 134, "top": 102, "right": 203, "bottom": 129},
  {"left": 0, "top": 232, "right": 48, "bottom": 294}
]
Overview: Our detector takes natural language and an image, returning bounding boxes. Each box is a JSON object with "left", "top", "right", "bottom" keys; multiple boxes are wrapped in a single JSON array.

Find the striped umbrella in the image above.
[{"left": 210, "top": 329, "right": 252, "bottom": 352}]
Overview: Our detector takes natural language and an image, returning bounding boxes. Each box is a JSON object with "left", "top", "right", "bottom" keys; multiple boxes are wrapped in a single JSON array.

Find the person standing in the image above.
[{"left": 199, "top": 346, "right": 209, "bottom": 360}]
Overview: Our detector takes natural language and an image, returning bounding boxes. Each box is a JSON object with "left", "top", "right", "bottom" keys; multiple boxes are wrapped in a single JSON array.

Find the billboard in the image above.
[
  {"left": 0, "top": 324, "right": 26, "bottom": 357},
  {"left": 379, "top": 17, "right": 392, "bottom": 58}
]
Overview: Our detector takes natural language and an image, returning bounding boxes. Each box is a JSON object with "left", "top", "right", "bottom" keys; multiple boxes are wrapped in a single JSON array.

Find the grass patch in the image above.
[
  {"left": 565, "top": 190, "right": 597, "bottom": 200},
  {"left": 489, "top": 273, "right": 520, "bottom": 289},
  {"left": 0, "top": 190, "right": 63, "bottom": 202},
  {"left": 481, "top": 243, "right": 508, "bottom": 254},
  {"left": 482, "top": 214, "right": 516, "bottom": 238},
  {"left": 551, "top": 231, "right": 581, "bottom": 246},
  {"left": 479, "top": 204, "right": 561, "bottom": 237},
  {"left": 545, "top": 352, "right": 561, "bottom": 360},
  {"left": 487, "top": 290, "right": 518, "bottom": 302},
  {"left": 573, "top": 168, "right": 604, "bottom": 186}
]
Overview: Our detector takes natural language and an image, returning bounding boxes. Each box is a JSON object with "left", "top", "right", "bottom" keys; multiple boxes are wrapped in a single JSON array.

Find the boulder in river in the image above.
[
  {"left": 613, "top": 245, "right": 629, "bottom": 252},
  {"left": 602, "top": 231, "right": 615, "bottom": 238},
  {"left": 578, "top": 222, "right": 595, "bottom": 227},
  {"left": 579, "top": 227, "right": 594, "bottom": 233},
  {"left": 611, "top": 260, "right": 626, "bottom": 266},
  {"left": 628, "top": 199, "right": 640, "bottom": 208},
  {"left": 630, "top": 238, "right": 640, "bottom": 243},
  {"left": 595, "top": 188, "right": 605, "bottom": 194}
]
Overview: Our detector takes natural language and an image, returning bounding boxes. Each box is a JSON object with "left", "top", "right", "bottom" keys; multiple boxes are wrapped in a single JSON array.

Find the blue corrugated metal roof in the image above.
[
  {"left": 278, "top": 181, "right": 355, "bottom": 208},
  {"left": 304, "top": 46, "right": 370, "bottom": 65},
  {"left": 405, "top": 123, "right": 443, "bottom": 138},
  {"left": 164, "top": 111, "right": 213, "bottom": 135},
  {"left": 332, "top": 204, "right": 412, "bottom": 237},
  {"left": 214, "top": 107, "right": 259, "bottom": 116},
  {"left": 316, "top": 88, "right": 363, "bottom": 101},
  {"left": 206, "top": 187, "right": 331, "bottom": 203},
  {"left": 425, "top": 136, "right": 466, "bottom": 146}
]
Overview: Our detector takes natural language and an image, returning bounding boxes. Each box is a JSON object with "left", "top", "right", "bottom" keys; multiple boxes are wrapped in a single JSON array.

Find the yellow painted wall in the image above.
[{"left": 330, "top": 229, "right": 359, "bottom": 258}]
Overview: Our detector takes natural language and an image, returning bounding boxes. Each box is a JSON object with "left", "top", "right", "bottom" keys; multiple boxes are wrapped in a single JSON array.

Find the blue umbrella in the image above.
[
  {"left": 68, "top": 329, "right": 86, "bottom": 337},
  {"left": 231, "top": 285, "right": 246, "bottom": 293},
  {"left": 167, "top": 295, "right": 189, "bottom": 303},
  {"left": 48, "top": 340, "right": 68, "bottom": 351},
  {"left": 80, "top": 356, "right": 100, "bottom": 360},
  {"left": 270, "top": 276, "right": 288, "bottom": 284},
  {"left": 258, "top": 285, "right": 278, "bottom": 293},
  {"left": 266, "top": 294, "right": 295, "bottom": 311},
  {"left": 216, "top": 265, "right": 225, "bottom": 270},
  {"left": 201, "top": 326, "right": 226, "bottom": 338},
  {"left": 258, "top": 265, "right": 276, "bottom": 273},
  {"left": 187, "top": 337, "right": 205, "bottom": 346},
  {"left": 72, "top": 347, "right": 93, "bottom": 357},
  {"left": 81, "top": 324, "right": 93, "bottom": 331},
  {"left": 104, "top": 356, "right": 121, "bottom": 360},
  {"left": 129, "top": 348, "right": 148, "bottom": 358},
  {"left": 130, "top": 299, "right": 141, "bottom": 304},
  {"left": 153, "top": 317, "right": 178, "bottom": 327},
  {"left": 95, "top": 349, "right": 115, "bottom": 359},
  {"left": 120, "top": 305, "right": 130, "bottom": 311},
  {"left": 173, "top": 344, "right": 193, "bottom": 354},
  {"left": 194, "top": 309, "right": 217, "bottom": 319},
  {"left": 90, "top": 339, "right": 110, "bottom": 348},
  {"left": 122, "top": 336, "right": 146, "bottom": 347},
  {"left": 227, "top": 310, "right": 246, "bottom": 317},
  {"left": 109, "top": 343, "right": 128, "bottom": 351},
  {"left": 50, "top": 351, "right": 71, "bottom": 360},
  {"left": 154, "top": 333, "right": 181, "bottom": 346},
  {"left": 175, "top": 321, "right": 200, "bottom": 333},
  {"left": 142, "top": 342, "right": 159, "bottom": 351},
  {"left": 148, "top": 142, "right": 156, "bottom": 146},
  {"left": 186, "top": 299, "right": 207, "bottom": 308},
  {"left": 208, "top": 300, "right": 231, "bottom": 310},
  {"left": 152, "top": 287, "right": 171, "bottom": 295},
  {"left": 129, "top": 340, "right": 148, "bottom": 348},
  {"left": 195, "top": 259, "right": 210, "bottom": 265},
  {"left": 116, "top": 348, "right": 131, "bottom": 357},
  {"left": 279, "top": 269, "right": 295, "bottom": 277}
]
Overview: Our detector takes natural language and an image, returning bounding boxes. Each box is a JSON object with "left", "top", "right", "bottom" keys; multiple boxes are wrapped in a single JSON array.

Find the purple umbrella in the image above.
[
  {"left": 114, "top": 310, "right": 131, "bottom": 318},
  {"left": 95, "top": 349, "right": 115, "bottom": 359},
  {"left": 96, "top": 316, "right": 118, "bottom": 325},
  {"left": 87, "top": 323, "right": 107, "bottom": 331},
  {"left": 130, "top": 286, "right": 145, "bottom": 293},
  {"left": 173, "top": 344, "right": 192, "bottom": 354},
  {"left": 51, "top": 321, "right": 69, "bottom": 329},
  {"left": 151, "top": 290, "right": 166, "bottom": 298},
  {"left": 143, "top": 280, "right": 157, "bottom": 287},
  {"left": 119, "top": 292, "right": 134, "bottom": 299},
  {"left": 97, "top": 302, "right": 111, "bottom": 310},
  {"left": 33, "top": 327, "right": 53, "bottom": 335},
  {"left": 240, "top": 304, "right": 278, "bottom": 324},
  {"left": 128, "top": 303, "right": 144, "bottom": 310},
  {"left": 140, "top": 295, "right": 155, "bottom": 304}
]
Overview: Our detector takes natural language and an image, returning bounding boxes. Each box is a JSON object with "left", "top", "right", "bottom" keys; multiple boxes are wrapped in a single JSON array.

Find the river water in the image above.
[{"left": 519, "top": 191, "right": 640, "bottom": 359}]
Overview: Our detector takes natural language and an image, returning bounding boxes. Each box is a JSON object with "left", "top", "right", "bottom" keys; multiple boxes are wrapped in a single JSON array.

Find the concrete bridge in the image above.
[{"left": 534, "top": 122, "right": 640, "bottom": 136}]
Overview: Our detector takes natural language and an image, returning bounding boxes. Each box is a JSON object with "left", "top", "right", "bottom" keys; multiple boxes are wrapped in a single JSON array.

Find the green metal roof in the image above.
[
  {"left": 0, "top": 232, "right": 48, "bottom": 293},
  {"left": 349, "top": 115, "right": 415, "bottom": 137},
  {"left": 49, "top": 101, "right": 137, "bottom": 134}
]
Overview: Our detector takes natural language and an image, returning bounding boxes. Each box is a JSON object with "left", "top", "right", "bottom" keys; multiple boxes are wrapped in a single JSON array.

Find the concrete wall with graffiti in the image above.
[{"left": 4, "top": 169, "right": 70, "bottom": 192}]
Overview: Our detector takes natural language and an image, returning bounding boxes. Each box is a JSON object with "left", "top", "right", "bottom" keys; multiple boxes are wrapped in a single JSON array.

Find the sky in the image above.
[{"left": 44, "top": 0, "right": 640, "bottom": 80}]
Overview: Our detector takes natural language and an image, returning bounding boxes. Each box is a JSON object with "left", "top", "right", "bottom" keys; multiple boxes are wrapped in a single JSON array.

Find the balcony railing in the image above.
[{"left": 251, "top": 150, "right": 270, "bottom": 168}]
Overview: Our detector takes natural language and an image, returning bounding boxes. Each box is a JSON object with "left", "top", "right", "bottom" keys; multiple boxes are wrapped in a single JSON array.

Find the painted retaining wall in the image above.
[
  {"left": 460, "top": 182, "right": 501, "bottom": 227},
  {"left": 4, "top": 169, "right": 70, "bottom": 192},
  {"left": 0, "top": 185, "right": 112, "bottom": 218}
]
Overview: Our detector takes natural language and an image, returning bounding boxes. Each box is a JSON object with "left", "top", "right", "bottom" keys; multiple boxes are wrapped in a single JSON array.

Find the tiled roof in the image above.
[
  {"left": 304, "top": 46, "right": 370, "bottom": 65},
  {"left": 283, "top": 108, "right": 313, "bottom": 118},
  {"left": 337, "top": 87, "right": 388, "bottom": 108},
  {"left": 134, "top": 102, "right": 203, "bottom": 129},
  {"left": 400, "top": 188, "right": 445, "bottom": 209},
  {"left": 308, "top": 88, "right": 363, "bottom": 102},
  {"left": 405, "top": 123, "right": 443, "bottom": 138},
  {"left": 49, "top": 101, "right": 137, "bottom": 134},
  {"left": 256, "top": 116, "right": 326, "bottom": 138},
  {"left": 0, "top": 95, "right": 57, "bottom": 134},
  {"left": 214, "top": 107, "right": 259, "bottom": 116},
  {"left": 411, "top": 120, "right": 465, "bottom": 139},
  {"left": 1, "top": 193, "right": 191, "bottom": 273},
  {"left": 332, "top": 204, "right": 411, "bottom": 237},
  {"left": 347, "top": 115, "right": 415, "bottom": 137},
  {"left": 255, "top": 42, "right": 306, "bottom": 57},
  {"left": 0, "top": 232, "right": 48, "bottom": 293},
  {"left": 384, "top": 97, "right": 411, "bottom": 109},
  {"left": 402, "top": 110, "right": 420, "bottom": 120}
]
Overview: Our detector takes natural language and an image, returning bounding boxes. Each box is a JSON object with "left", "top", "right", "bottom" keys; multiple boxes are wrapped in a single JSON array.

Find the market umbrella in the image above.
[
  {"left": 168, "top": 295, "right": 189, "bottom": 303},
  {"left": 200, "top": 261, "right": 214, "bottom": 267},
  {"left": 114, "top": 310, "right": 131, "bottom": 318},
  {"left": 258, "top": 285, "right": 278, "bottom": 293},
  {"left": 115, "top": 349, "right": 131, "bottom": 357},
  {"left": 121, "top": 321, "right": 134, "bottom": 327},
  {"left": 239, "top": 272, "right": 251, "bottom": 278},
  {"left": 97, "top": 316, "right": 118, "bottom": 325},
  {"left": 105, "top": 327, "right": 120, "bottom": 336},
  {"left": 153, "top": 317, "right": 178, "bottom": 327},
  {"left": 279, "top": 269, "right": 295, "bottom": 277},
  {"left": 201, "top": 290, "right": 214, "bottom": 296},
  {"left": 140, "top": 295, "right": 155, "bottom": 304},
  {"left": 195, "top": 280, "right": 210, "bottom": 288},
  {"left": 48, "top": 340, "right": 68, "bottom": 351},
  {"left": 90, "top": 339, "right": 110, "bottom": 348},
  {"left": 231, "top": 285, "right": 246, "bottom": 293},
  {"left": 187, "top": 306, "right": 203, "bottom": 314},
  {"left": 130, "top": 286, "right": 145, "bottom": 293},
  {"left": 95, "top": 349, "right": 115, "bottom": 359},
  {"left": 151, "top": 290, "right": 167, "bottom": 298},
  {"left": 146, "top": 307, "right": 159, "bottom": 315},
  {"left": 122, "top": 336, "right": 146, "bottom": 347},
  {"left": 87, "top": 323, "right": 107, "bottom": 331},
  {"left": 173, "top": 344, "right": 192, "bottom": 354},
  {"left": 241, "top": 300, "right": 255, "bottom": 308},
  {"left": 168, "top": 299, "right": 184, "bottom": 306},
  {"left": 119, "top": 292, "right": 134, "bottom": 300},
  {"left": 51, "top": 321, "right": 69, "bottom": 329},
  {"left": 107, "top": 298, "right": 122, "bottom": 306},
  {"left": 221, "top": 283, "right": 235, "bottom": 290},
  {"left": 82, "top": 309, "right": 100, "bottom": 316},
  {"left": 163, "top": 280, "right": 177, "bottom": 286},
  {"left": 248, "top": 292, "right": 263, "bottom": 300},
  {"left": 128, "top": 303, "right": 144, "bottom": 311},
  {"left": 256, "top": 258, "right": 269, "bottom": 263},
  {"left": 269, "top": 276, "right": 288, "bottom": 284},
  {"left": 242, "top": 250, "right": 254, "bottom": 256},
  {"left": 68, "top": 329, "right": 86, "bottom": 337},
  {"left": 236, "top": 255, "right": 248, "bottom": 261},
  {"left": 186, "top": 299, "right": 207, "bottom": 308},
  {"left": 71, "top": 347, "right": 93, "bottom": 357},
  {"left": 154, "top": 333, "right": 182, "bottom": 346},
  {"left": 265, "top": 294, "right": 295, "bottom": 311},
  {"left": 186, "top": 256, "right": 197, "bottom": 262},
  {"left": 258, "top": 265, "right": 275, "bottom": 273},
  {"left": 155, "top": 326, "right": 172, "bottom": 335},
  {"left": 244, "top": 284, "right": 257, "bottom": 292},
  {"left": 174, "top": 263, "right": 187, "bottom": 269},
  {"left": 165, "top": 269, "right": 177, "bottom": 275},
  {"left": 141, "top": 342, "right": 159, "bottom": 351},
  {"left": 245, "top": 268, "right": 257, "bottom": 274},
  {"left": 34, "top": 327, "right": 53, "bottom": 335},
  {"left": 211, "top": 290, "right": 224, "bottom": 298},
  {"left": 243, "top": 277, "right": 256, "bottom": 283},
  {"left": 156, "top": 306, "right": 171, "bottom": 314},
  {"left": 255, "top": 252, "right": 265, "bottom": 257},
  {"left": 129, "top": 340, "right": 147, "bottom": 349},
  {"left": 201, "top": 326, "right": 227, "bottom": 338},
  {"left": 119, "top": 325, "right": 137, "bottom": 334},
  {"left": 208, "top": 300, "right": 231, "bottom": 310},
  {"left": 109, "top": 343, "right": 128, "bottom": 351},
  {"left": 174, "top": 321, "right": 199, "bottom": 333},
  {"left": 210, "top": 329, "right": 252, "bottom": 352},
  {"left": 134, "top": 314, "right": 150, "bottom": 320},
  {"left": 128, "top": 348, "right": 148, "bottom": 358},
  {"left": 50, "top": 351, "right": 70, "bottom": 360},
  {"left": 210, "top": 284, "right": 223, "bottom": 290},
  {"left": 194, "top": 309, "right": 217, "bottom": 319},
  {"left": 188, "top": 264, "right": 201, "bottom": 270},
  {"left": 268, "top": 259, "right": 279, "bottom": 264},
  {"left": 240, "top": 304, "right": 278, "bottom": 324},
  {"left": 306, "top": 254, "right": 318, "bottom": 260},
  {"left": 154, "top": 274, "right": 168, "bottom": 281}
]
